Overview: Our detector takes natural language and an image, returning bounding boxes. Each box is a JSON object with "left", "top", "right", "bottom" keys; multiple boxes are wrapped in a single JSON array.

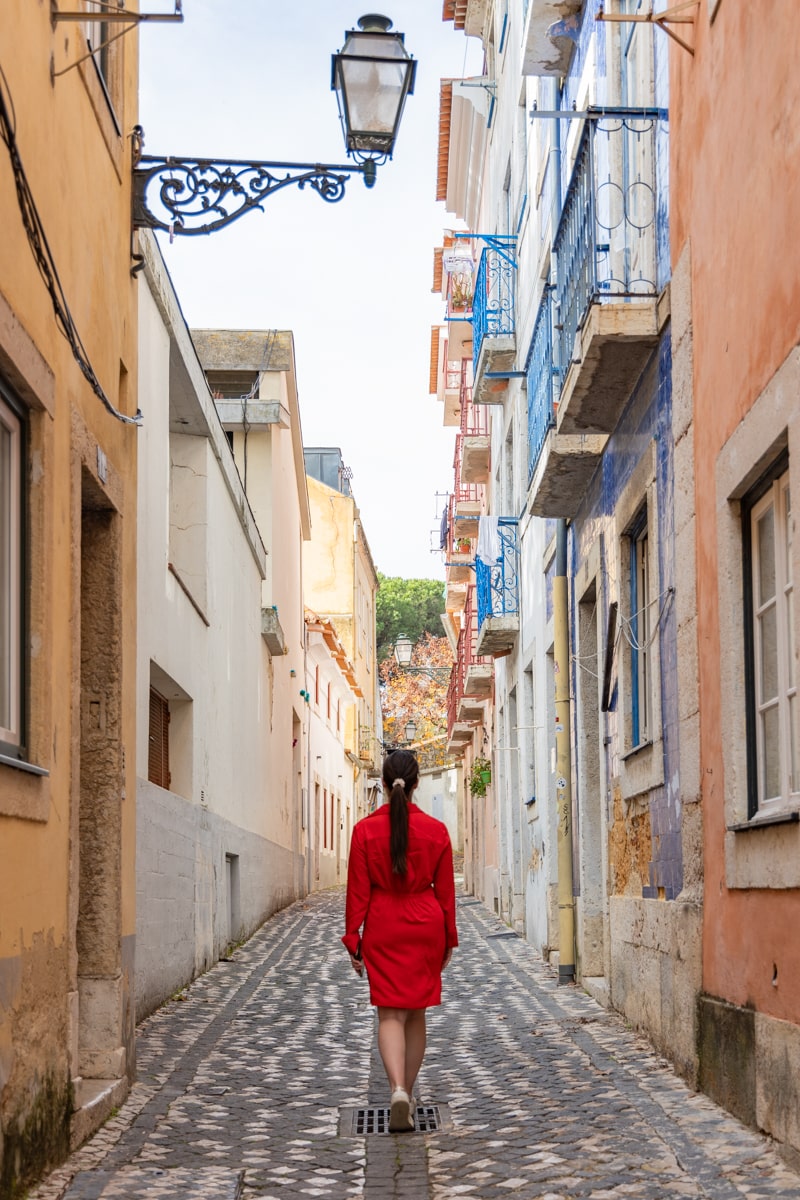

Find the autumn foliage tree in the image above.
[{"left": 380, "top": 632, "right": 454, "bottom": 771}]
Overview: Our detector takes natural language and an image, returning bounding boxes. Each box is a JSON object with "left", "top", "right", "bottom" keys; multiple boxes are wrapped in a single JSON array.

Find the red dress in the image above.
[{"left": 342, "top": 803, "right": 458, "bottom": 1009}]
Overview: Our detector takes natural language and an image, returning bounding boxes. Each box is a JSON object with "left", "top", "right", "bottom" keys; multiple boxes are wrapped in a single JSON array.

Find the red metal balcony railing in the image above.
[{"left": 447, "top": 585, "right": 491, "bottom": 736}]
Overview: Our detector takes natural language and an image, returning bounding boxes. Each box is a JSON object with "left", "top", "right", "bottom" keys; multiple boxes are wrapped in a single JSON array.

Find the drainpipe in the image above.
[{"left": 553, "top": 519, "right": 575, "bottom": 984}]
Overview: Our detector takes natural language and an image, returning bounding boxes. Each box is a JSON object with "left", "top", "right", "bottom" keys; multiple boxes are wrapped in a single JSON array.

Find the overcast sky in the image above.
[{"left": 139, "top": 2, "right": 482, "bottom": 581}]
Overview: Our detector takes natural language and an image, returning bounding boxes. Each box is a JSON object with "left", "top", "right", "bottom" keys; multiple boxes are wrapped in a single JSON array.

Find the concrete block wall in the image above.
[{"left": 135, "top": 780, "right": 300, "bottom": 1020}]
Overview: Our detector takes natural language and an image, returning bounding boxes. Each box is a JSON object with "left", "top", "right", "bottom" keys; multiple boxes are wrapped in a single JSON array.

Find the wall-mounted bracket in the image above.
[
  {"left": 52, "top": 1, "right": 183, "bottom": 23},
  {"left": 596, "top": 1, "right": 699, "bottom": 57}
]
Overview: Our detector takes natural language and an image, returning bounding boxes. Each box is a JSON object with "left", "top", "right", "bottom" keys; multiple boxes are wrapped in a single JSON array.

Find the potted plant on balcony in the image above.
[
  {"left": 454, "top": 536, "right": 472, "bottom": 554},
  {"left": 469, "top": 756, "right": 492, "bottom": 796},
  {"left": 449, "top": 272, "right": 473, "bottom": 314}
]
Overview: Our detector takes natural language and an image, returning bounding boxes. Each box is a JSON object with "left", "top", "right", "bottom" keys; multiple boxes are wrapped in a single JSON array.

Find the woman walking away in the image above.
[{"left": 342, "top": 749, "right": 458, "bottom": 1132}]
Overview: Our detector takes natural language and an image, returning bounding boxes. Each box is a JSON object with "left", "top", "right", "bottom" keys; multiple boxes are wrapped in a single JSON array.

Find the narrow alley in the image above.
[{"left": 30, "top": 891, "right": 800, "bottom": 1200}]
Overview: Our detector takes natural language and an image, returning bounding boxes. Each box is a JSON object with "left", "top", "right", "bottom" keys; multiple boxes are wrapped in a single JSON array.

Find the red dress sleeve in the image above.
[
  {"left": 433, "top": 833, "right": 459, "bottom": 950},
  {"left": 342, "top": 821, "right": 371, "bottom": 957}
]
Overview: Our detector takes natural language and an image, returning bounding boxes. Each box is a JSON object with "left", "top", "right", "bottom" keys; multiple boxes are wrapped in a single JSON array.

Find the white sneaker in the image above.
[{"left": 389, "top": 1087, "right": 413, "bottom": 1132}]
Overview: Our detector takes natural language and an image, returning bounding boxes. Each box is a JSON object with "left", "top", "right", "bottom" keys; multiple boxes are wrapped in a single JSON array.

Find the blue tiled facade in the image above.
[
  {"left": 569, "top": 334, "right": 680, "bottom": 898},
  {"left": 553, "top": 0, "right": 679, "bottom": 899}
]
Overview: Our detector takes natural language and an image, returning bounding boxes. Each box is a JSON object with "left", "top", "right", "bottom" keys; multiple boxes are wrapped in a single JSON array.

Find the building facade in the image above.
[
  {"left": 135, "top": 240, "right": 309, "bottom": 1019},
  {"left": 436, "top": 0, "right": 700, "bottom": 1097},
  {"left": 303, "top": 452, "right": 381, "bottom": 823},
  {"left": 0, "top": 6, "right": 140, "bottom": 1191},
  {"left": 669, "top": 0, "right": 800, "bottom": 1155}
]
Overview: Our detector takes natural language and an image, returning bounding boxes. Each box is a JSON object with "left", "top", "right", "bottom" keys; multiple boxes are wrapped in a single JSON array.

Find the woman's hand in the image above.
[
  {"left": 349, "top": 952, "right": 364, "bottom": 977},
  {"left": 442, "top": 947, "right": 454, "bottom": 970}
]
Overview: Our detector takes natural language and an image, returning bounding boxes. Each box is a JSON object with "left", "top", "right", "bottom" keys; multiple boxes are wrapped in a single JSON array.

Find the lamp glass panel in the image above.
[{"left": 336, "top": 32, "right": 412, "bottom": 150}]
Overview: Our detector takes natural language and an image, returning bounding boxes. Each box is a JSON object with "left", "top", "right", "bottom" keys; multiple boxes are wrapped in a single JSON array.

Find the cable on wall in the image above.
[{"left": 0, "top": 61, "right": 141, "bottom": 425}]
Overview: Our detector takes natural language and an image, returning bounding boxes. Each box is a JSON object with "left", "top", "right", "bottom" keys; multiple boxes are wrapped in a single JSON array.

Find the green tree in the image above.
[{"left": 375, "top": 574, "right": 446, "bottom": 662}]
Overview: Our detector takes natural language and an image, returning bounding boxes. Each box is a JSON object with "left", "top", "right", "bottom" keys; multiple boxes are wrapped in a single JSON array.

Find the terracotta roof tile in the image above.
[
  {"left": 436, "top": 80, "right": 453, "bottom": 202},
  {"left": 429, "top": 326, "right": 441, "bottom": 396}
]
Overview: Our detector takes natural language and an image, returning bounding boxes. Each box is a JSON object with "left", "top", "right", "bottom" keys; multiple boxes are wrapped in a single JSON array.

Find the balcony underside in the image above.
[
  {"left": 443, "top": 385, "right": 461, "bottom": 426},
  {"left": 522, "top": 0, "right": 583, "bottom": 76},
  {"left": 453, "top": 500, "right": 482, "bottom": 536},
  {"left": 447, "top": 722, "right": 475, "bottom": 753},
  {"left": 464, "top": 662, "right": 493, "bottom": 698},
  {"left": 474, "top": 335, "right": 516, "bottom": 405},
  {"left": 446, "top": 579, "right": 469, "bottom": 613},
  {"left": 461, "top": 436, "right": 490, "bottom": 483},
  {"left": 557, "top": 300, "right": 660, "bottom": 436},
  {"left": 447, "top": 554, "right": 474, "bottom": 584},
  {"left": 458, "top": 696, "right": 486, "bottom": 723},
  {"left": 476, "top": 615, "right": 519, "bottom": 657},
  {"left": 529, "top": 431, "right": 607, "bottom": 518}
]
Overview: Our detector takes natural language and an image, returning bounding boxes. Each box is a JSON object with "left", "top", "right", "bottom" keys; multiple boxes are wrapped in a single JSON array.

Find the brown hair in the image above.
[{"left": 382, "top": 749, "right": 419, "bottom": 874}]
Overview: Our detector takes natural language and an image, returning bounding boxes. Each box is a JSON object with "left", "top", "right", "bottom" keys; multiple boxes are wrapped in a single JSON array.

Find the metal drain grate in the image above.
[{"left": 341, "top": 1104, "right": 446, "bottom": 1135}]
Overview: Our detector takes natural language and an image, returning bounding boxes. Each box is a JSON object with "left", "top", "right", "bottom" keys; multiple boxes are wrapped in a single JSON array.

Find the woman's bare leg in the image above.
[
  {"left": 376, "top": 1007, "right": 409, "bottom": 1091},
  {"left": 404, "top": 1008, "right": 427, "bottom": 1098},
  {"left": 376, "top": 1007, "right": 427, "bottom": 1096}
]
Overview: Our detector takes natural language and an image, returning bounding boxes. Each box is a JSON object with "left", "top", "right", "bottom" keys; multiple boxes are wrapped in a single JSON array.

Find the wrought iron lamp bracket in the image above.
[{"left": 132, "top": 152, "right": 380, "bottom": 237}]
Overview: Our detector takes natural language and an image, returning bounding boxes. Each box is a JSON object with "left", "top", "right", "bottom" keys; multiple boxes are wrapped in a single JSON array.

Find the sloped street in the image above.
[{"left": 30, "top": 890, "right": 800, "bottom": 1200}]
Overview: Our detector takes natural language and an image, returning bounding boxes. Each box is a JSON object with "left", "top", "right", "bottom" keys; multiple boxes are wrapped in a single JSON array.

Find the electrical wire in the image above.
[
  {"left": 617, "top": 585, "right": 674, "bottom": 653},
  {"left": 0, "top": 62, "right": 141, "bottom": 425}
]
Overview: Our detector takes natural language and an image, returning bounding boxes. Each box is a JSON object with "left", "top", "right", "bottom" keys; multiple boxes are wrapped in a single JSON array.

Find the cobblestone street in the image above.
[{"left": 31, "top": 890, "right": 800, "bottom": 1200}]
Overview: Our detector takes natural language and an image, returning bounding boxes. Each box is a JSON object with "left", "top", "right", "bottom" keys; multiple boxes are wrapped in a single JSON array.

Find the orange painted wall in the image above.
[{"left": 670, "top": 0, "right": 800, "bottom": 1017}]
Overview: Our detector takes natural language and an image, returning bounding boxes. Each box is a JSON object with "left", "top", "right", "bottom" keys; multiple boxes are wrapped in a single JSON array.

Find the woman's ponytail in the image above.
[
  {"left": 383, "top": 748, "right": 419, "bottom": 875},
  {"left": 389, "top": 779, "right": 409, "bottom": 875}
]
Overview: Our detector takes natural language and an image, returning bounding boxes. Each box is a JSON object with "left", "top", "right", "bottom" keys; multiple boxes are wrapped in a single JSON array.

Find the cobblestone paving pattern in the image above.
[{"left": 29, "top": 889, "right": 800, "bottom": 1200}]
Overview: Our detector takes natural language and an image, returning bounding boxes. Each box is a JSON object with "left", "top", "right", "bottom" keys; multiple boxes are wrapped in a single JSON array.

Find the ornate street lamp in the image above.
[
  {"left": 392, "top": 635, "right": 453, "bottom": 682},
  {"left": 393, "top": 634, "right": 414, "bottom": 669},
  {"left": 404, "top": 718, "right": 418, "bottom": 744},
  {"left": 133, "top": 14, "right": 416, "bottom": 237}
]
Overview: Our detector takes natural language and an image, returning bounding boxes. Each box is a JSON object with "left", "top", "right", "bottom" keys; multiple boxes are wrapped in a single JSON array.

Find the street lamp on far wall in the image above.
[
  {"left": 393, "top": 635, "right": 453, "bottom": 682},
  {"left": 404, "top": 719, "right": 418, "bottom": 744},
  {"left": 133, "top": 14, "right": 416, "bottom": 237}
]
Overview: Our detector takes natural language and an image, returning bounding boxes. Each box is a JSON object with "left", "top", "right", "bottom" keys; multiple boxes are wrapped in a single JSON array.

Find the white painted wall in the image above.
[{"left": 135, "top": 235, "right": 307, "bottom": 1018}]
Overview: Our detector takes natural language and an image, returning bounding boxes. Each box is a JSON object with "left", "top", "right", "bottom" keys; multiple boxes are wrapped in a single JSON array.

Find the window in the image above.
[
  {"left": 629, "top": 514, "right": 651, "bottom": 747},
  {"left": 744, "top": 460, "right": 797, "bottom": 814},
  {"left": 148, "top": 686, "right": 170, "bottom": 789},
  {"left": 323, "top": 789, "right": 328, "bottom": 849},
  {"left": 0, "top": 386, "right": 23, "bottom": 755},
  {"left": 84, "top": 0, "right": 124, "bottom": 116},
  {"left": 314, "top": 666, "right": 320, "bottom": 706}
]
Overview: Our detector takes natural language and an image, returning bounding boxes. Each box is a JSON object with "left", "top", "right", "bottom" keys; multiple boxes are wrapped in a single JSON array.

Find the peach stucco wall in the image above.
[{"left": 670, "top": 0, "right": 800, "bottom": 1017}]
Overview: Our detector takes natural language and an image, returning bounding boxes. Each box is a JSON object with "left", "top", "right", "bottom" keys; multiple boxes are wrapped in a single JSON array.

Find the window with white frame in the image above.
[
  {"left": 0, "top": 386, "right": 23, "bottom": 755},
  {"left": 744, "top": 459, "right": 797, "bottom": 814}
]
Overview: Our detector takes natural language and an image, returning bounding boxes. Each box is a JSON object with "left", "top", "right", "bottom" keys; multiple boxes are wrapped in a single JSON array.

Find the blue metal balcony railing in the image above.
[
  {"left": 526, "top": 287, "right": 557, "bottom": 482},
  {"left": 553, "top": 117, "right": 658, "bottom": 396},
  {"left": 476, "top": 519, "right": 519, "bottom": 626},
  {"left": 472, "top": 245, "right": 517, "bottom": 377}
]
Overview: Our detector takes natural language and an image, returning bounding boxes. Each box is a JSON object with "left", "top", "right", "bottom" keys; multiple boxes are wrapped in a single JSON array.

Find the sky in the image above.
[{"left": 138, "top": 2, "right": 482, "bottom": 582}]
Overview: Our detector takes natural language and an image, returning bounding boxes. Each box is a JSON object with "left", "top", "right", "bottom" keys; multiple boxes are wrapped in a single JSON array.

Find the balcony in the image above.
[
  {"left": 447, "top": 587, "right": 492, "bottom": 739},
  {"left": 553, "top": 117, "right": 663, "bottom": 437},
  {"left": 522, "top": 0, "right": 583, "bottom": 77},
  {"left": 461, "top": 435, "right": 490, "bottom": 484},
  {"left": 526, "top": 286, "right": 606, "bottom": 517},
  {"left": 476, "top": 520, "right": 519, "bottom": 657},
  {"left": 472, "top": 243, "right": 518, "bottom": 406}
]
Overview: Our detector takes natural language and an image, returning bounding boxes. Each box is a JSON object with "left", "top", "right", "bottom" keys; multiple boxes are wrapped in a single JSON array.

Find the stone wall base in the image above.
[
  {"left": 608, "top": 895, "right": 703, "bottom": 1083},
  {"left": 699, "top": 995, "right": 800, "bottom": 1163}
]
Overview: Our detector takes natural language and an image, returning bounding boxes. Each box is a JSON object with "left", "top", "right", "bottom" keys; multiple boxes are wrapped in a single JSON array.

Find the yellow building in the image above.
[
  {"left": 303, "top": 453, "right": 380, "bottom": 813},
  {"left": 0, "top": 4, "right": 140, "bottom": 1192}
]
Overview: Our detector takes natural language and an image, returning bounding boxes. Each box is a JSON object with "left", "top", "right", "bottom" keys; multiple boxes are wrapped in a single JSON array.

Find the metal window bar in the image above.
[
  {"left": 472, "top": 246, "right": 517, "bottom": 377},
  {"left": 526, "top": 288, "right": 557, "bottom": 482},
  {"left": 476, "top": 520, "right": 519, "bottom": 626},
  {"left": 552, "top": 118, "right": 658, "bottom": 398}
]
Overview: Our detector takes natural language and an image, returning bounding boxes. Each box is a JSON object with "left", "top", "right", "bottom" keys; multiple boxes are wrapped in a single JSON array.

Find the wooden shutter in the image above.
[{"left": 148, "top": 686, "right": 171, "bottom": 788}]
